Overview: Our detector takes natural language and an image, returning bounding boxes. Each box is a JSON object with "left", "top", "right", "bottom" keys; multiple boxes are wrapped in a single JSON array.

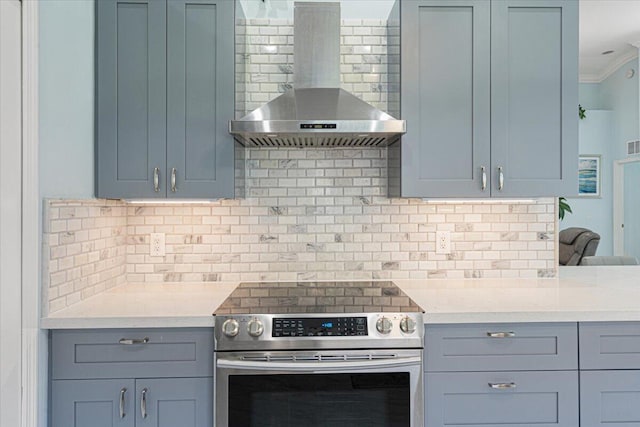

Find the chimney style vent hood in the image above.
[{"left": 230, "top": 2, "right": 405, "bottom": 148}]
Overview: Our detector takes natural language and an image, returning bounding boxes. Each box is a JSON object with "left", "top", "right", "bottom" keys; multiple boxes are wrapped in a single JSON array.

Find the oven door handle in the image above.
[{"left": 216, "top": 356, "right": 422, "bottom": 372}]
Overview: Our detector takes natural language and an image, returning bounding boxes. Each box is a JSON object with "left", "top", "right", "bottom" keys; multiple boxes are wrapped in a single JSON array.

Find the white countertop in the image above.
[
  {"left": 398, "top": 266, "right": 640, "bottom": 324},
  {"left": 41, "top": 282, "right": 238, "bottom": 329},
  {"left": 41, "top": 266, "right": 640, "bottom": 329}
]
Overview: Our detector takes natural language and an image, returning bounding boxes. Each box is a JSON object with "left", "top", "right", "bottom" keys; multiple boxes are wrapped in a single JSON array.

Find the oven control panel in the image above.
[{"left": 272, "top": 317, "right": 368, "bottom": 337}]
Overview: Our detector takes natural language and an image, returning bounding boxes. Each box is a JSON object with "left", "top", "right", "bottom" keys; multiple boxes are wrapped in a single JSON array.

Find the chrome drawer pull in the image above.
[
  {"left": 170, "top": 168, "right": 177, "bottom": 192},
  {"left": 118, "top": 337, "right": 150, "bottom": 345},
  {"left": 481, "top": 166, "right": 487, "bottom": 191},
  {"left": 498, "top": 166, "right": 504, "bottom": 190},
  {"left": 153, "top": 167, "right": 160, "bottom": 192},
  {"left": 141, "top": 388, "right": 148, "bottom": 419},
  {"left": 489, "top": 382, "right": 516, "bottom": 389},
  {"left": 486, "top": 332, "right": 515, "bottom": 338},
  {"left": 119, "top": 388, "right": 127, "bottom": 419}
]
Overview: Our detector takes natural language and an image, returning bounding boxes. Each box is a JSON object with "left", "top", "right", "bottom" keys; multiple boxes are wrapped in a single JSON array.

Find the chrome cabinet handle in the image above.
[
  {"left": 481, "top": 166, "right": 487, "bottom": 191},
  {"left": 141, "top": 388, "right": 148, "bottom": 419},
  {"left": 170, "top": 168, "right": 177, "bottom": 192},
  {"left": 489, "top": 382, "right": 516, "bottom": 389},
  {"left": 153, "top": 167, "right": 160, "bottom": 192},
  {"left": 119, "top": 388, "right": 127, "bottom": 419},
  {"left": 498, "top": 166, "right": 504, "bottom": 190},
  {"left": 487, "top": 332, "right": 515, "bottom": 338},
  {"left": 118, "top": 337, "right": 149, "bottom": 345}
]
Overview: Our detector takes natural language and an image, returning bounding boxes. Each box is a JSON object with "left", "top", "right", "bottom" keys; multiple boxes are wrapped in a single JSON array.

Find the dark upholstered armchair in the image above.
[{"left": 559, "top": 227, "right": 600, "bottom": 266}]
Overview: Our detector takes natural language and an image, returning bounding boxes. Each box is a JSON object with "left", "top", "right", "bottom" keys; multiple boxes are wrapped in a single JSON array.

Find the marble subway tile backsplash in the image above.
[
  {"left": 44, "top": 148, "right": 556, "bottom": 313},
  {"left": 43, "top": 199, "right": 127, "bottom": 315},
  {"left": 126, "top": 148, "right": 556, "bottom": 284}
]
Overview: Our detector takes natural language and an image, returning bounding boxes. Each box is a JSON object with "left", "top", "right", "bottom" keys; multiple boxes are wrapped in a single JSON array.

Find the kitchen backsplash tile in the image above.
[
  {"left": 43, "top": 148, "right": 556, "bottom": 314},
  {"left": 42, "top": 199, "right": 127, "bottom": 315}
]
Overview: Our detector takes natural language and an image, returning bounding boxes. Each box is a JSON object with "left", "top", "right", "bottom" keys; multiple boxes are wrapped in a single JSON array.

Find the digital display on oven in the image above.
[{"left": 272, "top": 317, "right": 367, "bottom": 337}]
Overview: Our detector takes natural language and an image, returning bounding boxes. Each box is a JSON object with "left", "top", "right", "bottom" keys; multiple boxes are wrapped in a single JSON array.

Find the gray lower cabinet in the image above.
[
  {"left": 425, "top": 322, "right": 578, "bottom": 372},
  {"left": 51, "top": 378, "right": 212, "bottom": 427},
  {"left": 580, "top": 370, "right": 640, "bottom": 427},
  {"left": 424, "top": 323, "right": 579, "bottom": 427},
  {"left": 51, "top": 379, "right": 136, "bottom": 427},
  {"left": 398, "top": 0, "right": 577, "bottom": 198},
  {"left": 135, "top": 378, "right": 212, "bottom": 427},
  {"left": 50, "top": 329, "right": 214, "bottom": 427},
  {"left": 579, "top": 322, "right": 640, "bottom": 426},
  {"left": 96, "top": 0, "right": 235, "bottom": 199},
  {"left": 425, "top": 371, "right": 579, "bottom": 427},
  {"left": 579, "top": 322, "right": 640, "bottom": 370}
]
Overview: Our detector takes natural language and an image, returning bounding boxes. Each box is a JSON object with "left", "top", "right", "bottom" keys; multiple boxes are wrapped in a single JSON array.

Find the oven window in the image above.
[{"left": 228, "top": 373, "right": 410, "bottom": 427}]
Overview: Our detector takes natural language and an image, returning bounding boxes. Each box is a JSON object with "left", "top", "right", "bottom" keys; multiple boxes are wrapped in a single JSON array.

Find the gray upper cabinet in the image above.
[
  {"left": 491, "top": 0, "right": 578, "bottom": 197},
  {"left": 166, "top": 0, "right": 235, "bottom": 198},
  {"left": 399, "top": 0, "right": 577, "bottom": 198},
  {"left": 400, "top": 0, "right": 491, "bottom": 198},
  {"left": 96, "top": 0, "right": 235, "bottom": 199},
  {"left": 96, "top": 0, "right": 167, "bottom": 199}
]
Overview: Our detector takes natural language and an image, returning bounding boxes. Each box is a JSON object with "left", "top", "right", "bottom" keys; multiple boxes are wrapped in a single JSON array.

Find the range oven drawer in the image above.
[
  {"left": 424, "top": 322, "right": 578, "bottom": 372},
  {"left": 51, "top": 328, "right": 213, "bottom": 379}
]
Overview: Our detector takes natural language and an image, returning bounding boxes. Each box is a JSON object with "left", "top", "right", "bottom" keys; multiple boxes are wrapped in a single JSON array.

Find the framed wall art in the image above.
[{"left": 578, "top": 155, "right": 601, "bottom": 197}]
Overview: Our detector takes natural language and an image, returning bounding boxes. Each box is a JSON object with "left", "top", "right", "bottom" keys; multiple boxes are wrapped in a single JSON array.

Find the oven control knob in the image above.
[
  {"left": 400, "top": 316, "right": 417, "bottom": 334},
  {"left": 376, "top": 317, "right": 393, "bottom": 334},
  {"left": 222, "top": 319, "right": 240, "bottom": 337},
  {"left": 247, "top": 319, "right": 264, "bottom": 337}
]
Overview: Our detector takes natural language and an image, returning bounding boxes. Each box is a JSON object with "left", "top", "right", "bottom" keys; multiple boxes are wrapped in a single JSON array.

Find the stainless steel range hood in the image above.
[{"left": 230, "top": 2, "right": 405, "bottom": 148}]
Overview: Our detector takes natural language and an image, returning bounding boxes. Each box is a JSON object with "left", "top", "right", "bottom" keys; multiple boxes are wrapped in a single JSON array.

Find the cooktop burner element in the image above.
[{"left": 214, "top": 281, "right": 423, "bottom": 315}]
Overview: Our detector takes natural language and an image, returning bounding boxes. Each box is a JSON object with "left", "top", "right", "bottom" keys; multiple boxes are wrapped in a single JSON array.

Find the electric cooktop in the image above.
[{"left": 213, "top": 281, "right": 423, "bottom": 315}]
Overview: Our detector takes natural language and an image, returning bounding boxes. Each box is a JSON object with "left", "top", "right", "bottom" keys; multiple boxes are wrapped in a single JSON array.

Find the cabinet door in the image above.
[
  {"left": 426, "top": 371, "right": 579, "bottom": 427},
  {"left": 136, "top": 378, "right": 212, "bottom": 427},
  {"left": 491, "top": 0, "right": 578, "bottom": 197},
  {"left": 96, "top": 0, "right": 167, "bottom": 198},
  {"left": 400, "top": 0, "right": 490, "bottom": 198},
  {"left": 579, "top": 322, "right": 640, "bottom": 370},
  {"left": 580, "top": 370, "right": 640, "bottom": 427},
  {"left": 166, "top": 0, "right": 235, "bottom": 198},
  {"left": 51, "top": 379, "right": 135, "bottom": 427}
]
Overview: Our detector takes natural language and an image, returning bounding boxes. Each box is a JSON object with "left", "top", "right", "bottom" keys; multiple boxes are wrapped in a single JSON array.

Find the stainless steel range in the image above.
[{"left": 213, "top": 281, "right": 425, "bottom": 427}]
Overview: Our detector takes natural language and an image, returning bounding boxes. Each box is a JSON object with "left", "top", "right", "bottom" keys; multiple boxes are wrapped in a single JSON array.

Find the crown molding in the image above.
[{"left": 580, "top": 50, "right": 639, "bottom": 83}]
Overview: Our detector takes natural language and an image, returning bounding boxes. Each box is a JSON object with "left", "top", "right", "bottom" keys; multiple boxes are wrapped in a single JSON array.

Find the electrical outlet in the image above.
[
  {"left": 435, "top": 231, "right": 451, "bottom": 254},
  {"left": 150, "top": 233, "right": 165, "bottom": 257}
]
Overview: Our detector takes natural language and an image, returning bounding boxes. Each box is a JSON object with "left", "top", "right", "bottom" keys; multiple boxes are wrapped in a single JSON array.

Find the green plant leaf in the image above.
[{"left": 558, "top": 197, "right": 572, "bottom": 220}]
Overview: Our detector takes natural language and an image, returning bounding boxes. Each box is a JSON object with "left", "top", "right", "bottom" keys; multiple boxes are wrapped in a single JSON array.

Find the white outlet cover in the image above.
[
  {"left": 435, "top": 231, "right": 451, "bottom": 255},
  {"left": 150, "top": 233, "right": 165, "bottom": 257}
]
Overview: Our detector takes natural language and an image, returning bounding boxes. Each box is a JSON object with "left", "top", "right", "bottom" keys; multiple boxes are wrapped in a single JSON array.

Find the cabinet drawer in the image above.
[
  {"left": 425, "top": 371, "right": 579, "bottom": 427},
  {"left": 580, "top": 370, "right": 640, "bottom": 427},
  {"left": 51, "top": 328, "right": 213, "bottom": 380},
  {"left": 425, "top": 323, "right": 577, "bottom": 371},
  {"left": 580, "top": 322, "right": 640, "bottom": 369}
]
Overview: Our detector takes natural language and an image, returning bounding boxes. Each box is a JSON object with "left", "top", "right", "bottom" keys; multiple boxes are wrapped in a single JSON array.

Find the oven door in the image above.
[{"left": 215, "top": 349, "right": 423, "bottom": 427}]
